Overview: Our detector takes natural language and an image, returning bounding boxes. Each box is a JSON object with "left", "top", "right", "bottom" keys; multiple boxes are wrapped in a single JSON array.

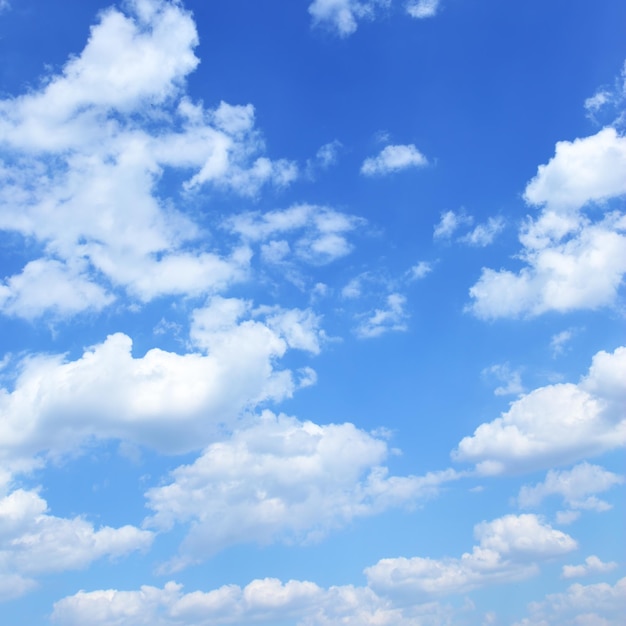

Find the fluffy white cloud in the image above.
[
  {"left": 355, "top": 293, "right": 408, "bottom": 338},
  {"left": 524, "top": 128, "right": 626, "bottom": 213},
  {"left": 0, "top": 0, "right": 299, "bottom": 319},
  {"left": 0, "top": 488, "right": 152, "bottom": 601},
  {"left": 407, "top": 260, "right": 433, "bottom": 280},
  {"left": 0, "top": 301, "right": 326, "bottom": 471},
  {"left": 361, "top": 143, "right": 428, "bottom": 176},
  {"left": 145, "top": 410, "right": 458, "bottom": 570},
  {"left": 562, "top": 556, "right": 618, "bottom": 580},
  {"left": 365, "top": 514, "right": 576, "bottom": 599},
  {"left": 225, "top": 204, "right": 363, "bottom": 265},
  {"left": 51, "top": 577, "right": 457, "bottom": 626},
  {"left": 453, "top": 347, "right": 626, "bottom": 474},
  {"left": 550, "top": 329, "right": 576, "bottom": 357},
  {"left": 517, "top": 462, "right": 624, "bottom": 511},
  {"left": 514, "top": 577, "right": 626, "bottom": 626},
  {"left": 406, "top": 0, "right": 440, "bottom": 19},
  {"left": 469, "top": 128, "right": 626, "bottom": 319}
]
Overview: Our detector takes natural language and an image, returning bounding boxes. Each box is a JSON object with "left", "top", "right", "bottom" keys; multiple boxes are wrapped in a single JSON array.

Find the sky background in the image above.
[{"left": 0, "top": 0, "right": 625, "bottom": 624}]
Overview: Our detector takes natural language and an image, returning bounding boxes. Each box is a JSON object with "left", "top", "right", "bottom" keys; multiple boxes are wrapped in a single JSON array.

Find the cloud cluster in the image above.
[
  {"left": 453, "top": 346, "right": 626, "bottom": 474},
  {"left": 50, "top": 513, "right": 575, "bottom": 625},
  {"left": 144, "top": 410, "right": 459, "bottom": 570},
  {"left": 0, "top": 300, "right": 327, "bottom": 474},
  {"left": 562, "top": 556, "right": 618, "bottom": 580},
  {"left": 469, "top": 127, "right": 626, "bottom": 318},
  {"left": 366, "top": 514, "right": 576, "bottom": 599},
  {"left": 308, "top": 0, "right": 441, "bottom": 37},
  {"left": 0, "top": 0, "right": 298, "bottom": 319},
  {"left": 517, "top": 462, "right": 624, "bottom": 512},
  {"left": 514, "top": 577, "right": 626, "bottom": 626},
  {"left": 0, "top": 488, "right": 152, "bottom": 601}
]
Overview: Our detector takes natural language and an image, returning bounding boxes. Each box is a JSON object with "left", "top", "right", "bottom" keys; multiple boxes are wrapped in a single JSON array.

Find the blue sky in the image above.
[{"left": 0, "top": 0, "right": 625, "bottom": 624}]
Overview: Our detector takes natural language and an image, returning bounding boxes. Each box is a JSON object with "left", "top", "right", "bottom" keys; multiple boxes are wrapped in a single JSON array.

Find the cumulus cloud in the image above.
[
  {"left": 468, "top": 128, "right": 626, "bottom": 319},
  {"left": 361, "top": 143, "right": 428, "bottom": 176},
  {"left": 0, "top": 0, "right": 299, "bottom": 319},
  {"left": 365, "top": 514, "right": 576, "bottom": 599},
  {"left": 144, "top": 410, "right": 459, "bottom": 570},
  {"left": 513, "top": 577, "right": 626, "bottom": 626},
  {"left": 550, "top": 328, "right": 576, "bottom": 357},
  {"left": 453, "top": 346, "right": 626, "bottom": 475},
  {"left": 562, "top": 556, "right": 618, "bottom": 580},
  {"left": 51, "top": 577, "right": 459, "bottom": 626},
  {"left": 0, "top": 488, "right": 152, "bottom": 601},
  {"left": 225, "top": 204, "right": 363, "bottom": 266},
  {"left": 517, "top": 462, "right": 624, "bottom": 511},
  {"left": 0, "top": 300, "right": 329, "bottom": 473}
]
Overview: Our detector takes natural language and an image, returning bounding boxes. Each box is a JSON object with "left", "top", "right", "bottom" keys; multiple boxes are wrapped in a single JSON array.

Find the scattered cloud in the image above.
[
  {"left": 460, "top": 216, "right": 505, "bottom": 247},
  {"left": 433, "top": 209, "right": 474, "bottom": 240},
  {"left": 144, "top": 410, "right": 459, "bottom": 570},
  {"left": 365, "top": 514, "right": 576, "bottom": 599},
  {"left": 453, "top": 347, "right": 626, "bottom": 474},
  {"left": 482, "top": 363, "right": 524, "bottom": 396},
  {"left": 513, "top": 577, "right": 626, "bottom": 626},
  {"left": 550, "top": 329, "right": 576, "bottom": 357},
  {"left": 469, "top": 128, "right": 626, "bottom": 319},
  {"left": 308, "top": 0, "right": 391, "bottom": 37},
  {"left": 355, "top": 292, "right": 409, "bottom": 337},
  {"left": 406, "top": 0, "right": 441, "bottom": 19},
  {"left": 0, "top": 0, "right": 300, "bottom": 319},
  {"left": 517, "top": 462, "right": 624, "bottom": 512},
  {"left": 361, "top": 144, "right": 428, "bottom": 176},
  {"left": 562, "top": 556, "right": 618, "bottom": 579},
  {"left": 225, "top": 204, "right": 363, "bottom": 266},
  {"left": 50, "top": 514, "right": 576, "bottom": 625},
  {"left": 406, "top": 260, "right": 433, "bottom": 281},
  {"left": 0, "top": 488, "right": 152, "bottom": 601}
]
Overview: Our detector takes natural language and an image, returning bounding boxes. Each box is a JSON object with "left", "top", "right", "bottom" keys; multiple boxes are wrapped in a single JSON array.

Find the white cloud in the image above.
[
  {"left": 225, "top": 204, "right": 363, "bottom": 266},
  {"left": 361, "top": 144, "right": 428, "bottom": 176},
  {"left": 0, "top": 300, "right": 328, "bottom": 471},
  {"left": 513, "top": 577, "right": 626, "bottom": 626},
  {"left": 524, "top": 128, "right": 626, "bottom": 213},
  {"left": 407, "top": 260, "right": 433, "bottom": 280},
  {"left": 468, "top": 128, "right": 626, "bottom": 319},
  {"left": 433, "top": 209, "right": 474, "bottom": 239},
  {"left": 460, "top": 216, "right": 505, "bottom": 247},
  {"left": 144, "top": 410, "right": 459, "bottom": 570},
  {"left": 365, "top": 514, "right": 576, "bottom": 599},
  {"left": 550, "top": 329, "right": 576, "bottom": 357},
  {"left": 0, "top": 258, "right": 114, "bottom": 319},
  {"left": 355, "top": 293, "right": 409, "bottom": 338},
  {"left": 406, "top": 0, "right": 440, "bottom": 19},
  {"left": 468, "top": 212, "right": 626, "bottom": 319},
  {"left": 453, "top": 346, "right": 626, "bottom": 475},
  {"left": 482, "top": 363, "right": 524, "bottom": 396},
  {"left": 314, "top": 140, "right": 343, "bottom": 168},
  {"left": 562, "top": 556, "right": 618, "bottom": 580},
  {"left": 0, "top": 0, "right": 299, "bottom": 319},
  {"left": 0, "top": 488, "right": 152, "bottom": 601},
  {"left": 517, "top": 462, "right": 624, "bottom": 511},
  {"left": 52, "top": 577, "right": 457, "bottom": 626},
  {"left": 308, "top": 0, "right": 390, "bottom": 37}
]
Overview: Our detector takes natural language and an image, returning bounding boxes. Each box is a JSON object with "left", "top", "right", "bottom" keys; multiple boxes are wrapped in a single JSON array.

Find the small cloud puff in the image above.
[{"left": 361, "top": 144, "right": 428, "bottom": 176}]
